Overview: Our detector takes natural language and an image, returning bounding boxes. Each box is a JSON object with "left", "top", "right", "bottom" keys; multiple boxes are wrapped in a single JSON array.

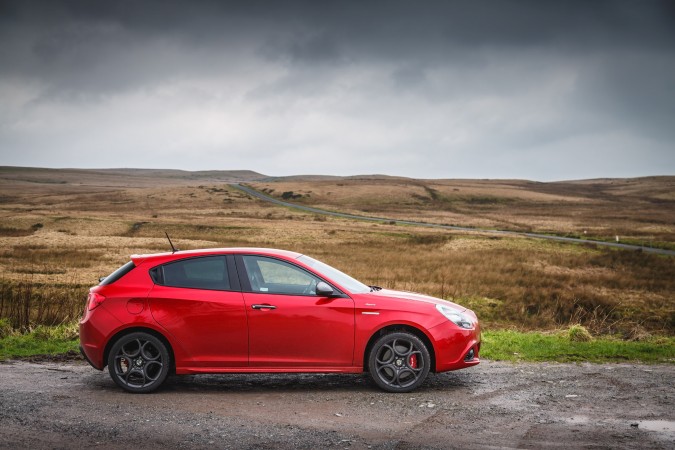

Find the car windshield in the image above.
[{"left": 297, "top": 255, "right": 371, "bottom": 294}]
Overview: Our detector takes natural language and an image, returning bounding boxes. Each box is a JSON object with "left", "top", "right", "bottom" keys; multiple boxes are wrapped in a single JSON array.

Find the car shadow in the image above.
[
  {"left": 163, "top": 373, "right": 373, "bottom": 393},
  {"left": 86, "top": 369, "right": 474, "bottom": 395}
]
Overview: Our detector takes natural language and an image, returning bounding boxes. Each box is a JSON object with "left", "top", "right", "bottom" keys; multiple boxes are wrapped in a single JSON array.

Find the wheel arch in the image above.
[
  {"left": 103, "top": 326, "right": 176, "bottom": 374},
  {"left": 362, "top": 324, "right": 436, "bottom": 373}
]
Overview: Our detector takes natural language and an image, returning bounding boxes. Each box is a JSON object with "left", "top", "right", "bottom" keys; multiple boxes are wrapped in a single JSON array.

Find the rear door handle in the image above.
[{"left": 251, "top": 304, "right": 277, "bottom": 310}]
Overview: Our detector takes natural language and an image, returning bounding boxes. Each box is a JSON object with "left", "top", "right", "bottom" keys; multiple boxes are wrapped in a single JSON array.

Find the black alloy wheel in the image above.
[
  {"left": 107, "top": 332, "right": 170, "bottom": 393},
  {"left": 368, "top": 332, "right": 431, "bottom": 393}
]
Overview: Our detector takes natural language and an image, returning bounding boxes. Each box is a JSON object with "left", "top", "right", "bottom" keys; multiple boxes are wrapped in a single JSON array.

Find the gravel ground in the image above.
[{"left": 0, "top": 360, "right": 673, "bottom": 449}]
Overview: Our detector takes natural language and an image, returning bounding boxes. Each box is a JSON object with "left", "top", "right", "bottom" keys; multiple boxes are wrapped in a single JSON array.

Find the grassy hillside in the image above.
[
  {"left": 250, "top": 177, "right": 675, "bottom": 249},
  {"left": 0, "top": 167, "right": 673, "bottom": 340}
]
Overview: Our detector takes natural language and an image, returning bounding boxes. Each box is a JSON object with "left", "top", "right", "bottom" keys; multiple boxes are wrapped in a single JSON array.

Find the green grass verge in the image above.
[
  {"left": 0, "top": 334, "right": 79, "bottom": 359},
  {"left": 0, "top": 322, "right": 79, "bottom": 360},
  {"left": 481, "top": 330, "right": 675, "bottom": 363},
  {"left": 1, "top": 326, "right": 673, "bottom": 363}
]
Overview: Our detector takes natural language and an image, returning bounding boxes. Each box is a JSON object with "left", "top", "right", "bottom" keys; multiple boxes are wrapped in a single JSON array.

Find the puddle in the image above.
[
  {"left": 636, "top": 420, "right": 675, "bottom": 433},
  {"left": 566, "top": 416, "right": 590, "bottom": 425}
]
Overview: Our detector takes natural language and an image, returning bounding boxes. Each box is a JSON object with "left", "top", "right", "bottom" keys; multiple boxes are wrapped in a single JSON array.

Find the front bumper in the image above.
[{"left": 428, "top": 320, "right": 481, "bottom": 372}]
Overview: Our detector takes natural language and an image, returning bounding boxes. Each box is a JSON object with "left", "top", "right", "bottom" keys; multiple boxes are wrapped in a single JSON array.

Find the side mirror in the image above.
[{"left": 315, "top": 281, "right": 335, "bottom": 297}]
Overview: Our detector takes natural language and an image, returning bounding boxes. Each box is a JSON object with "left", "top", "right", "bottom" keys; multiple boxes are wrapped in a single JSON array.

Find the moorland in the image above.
[{"left": 0, "top": 166, "right": 673, "bottom": 345}]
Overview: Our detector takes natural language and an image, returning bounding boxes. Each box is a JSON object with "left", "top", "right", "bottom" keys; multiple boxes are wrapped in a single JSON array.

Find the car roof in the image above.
[{"left": 130, "top": 247, "right": 302, "bottom": 265}]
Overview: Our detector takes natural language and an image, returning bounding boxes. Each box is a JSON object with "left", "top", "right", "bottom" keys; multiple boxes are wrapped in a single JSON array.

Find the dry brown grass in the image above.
[
  {"left": 252, "top": 177, "right": 675, "bottom": 247},
  {"left": 0, "top": 168, "right": 672, "bottom": 335},
  {"left": 0, "top": 280, "right": 88, "bottom": 330}
]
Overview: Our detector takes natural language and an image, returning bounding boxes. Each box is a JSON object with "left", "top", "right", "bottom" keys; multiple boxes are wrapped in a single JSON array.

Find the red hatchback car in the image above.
[{"left": 80, "top": 248, "right": 480, "bottom": 393}]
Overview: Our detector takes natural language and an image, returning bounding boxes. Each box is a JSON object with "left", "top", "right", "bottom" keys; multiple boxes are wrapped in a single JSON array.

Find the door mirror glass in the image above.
[{"left": 315, "top": 281, "right": 334, "bottom": 297}]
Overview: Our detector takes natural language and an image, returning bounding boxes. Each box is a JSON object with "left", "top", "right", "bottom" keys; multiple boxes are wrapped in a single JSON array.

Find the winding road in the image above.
[{"left": 232, "top": 184, "right": 675, "bottom": 256}]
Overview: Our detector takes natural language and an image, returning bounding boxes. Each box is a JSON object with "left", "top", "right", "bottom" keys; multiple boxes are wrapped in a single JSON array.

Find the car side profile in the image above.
[{"left": 79, "top": 247, "right": 480, "bottom": 393}]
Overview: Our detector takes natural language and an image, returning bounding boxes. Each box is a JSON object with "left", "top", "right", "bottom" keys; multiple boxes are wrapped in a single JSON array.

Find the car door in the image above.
[
  {"left": 237, "top": 255, "right": 355, "bottom": 368},
  {"left": 147, "top": 255, "right": 248, "bottom": 368}
]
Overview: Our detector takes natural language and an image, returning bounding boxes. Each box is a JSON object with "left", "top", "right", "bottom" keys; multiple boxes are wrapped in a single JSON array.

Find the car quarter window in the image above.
[
  {"left": 242, "top": 255, "right": 322, "bottom": 295},
  {"left": 156, "top": 256, "right": 231, "bottom": 290}
]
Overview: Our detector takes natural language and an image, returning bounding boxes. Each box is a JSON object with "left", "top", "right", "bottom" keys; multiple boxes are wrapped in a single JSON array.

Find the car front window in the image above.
[
  {"left": 242, "top": 255, "right": 322, "bottom": 295},
  {"left": 297, "top": 255, "right": 371, "bottom": 294}
]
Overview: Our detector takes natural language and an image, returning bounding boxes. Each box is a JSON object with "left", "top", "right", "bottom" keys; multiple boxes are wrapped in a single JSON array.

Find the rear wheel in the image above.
[
  {"left": 368, "top": 332, "right": 431, "bottom": 393},
  {"left": 107, "top": 332, "right": 170, "bottom": 393}
]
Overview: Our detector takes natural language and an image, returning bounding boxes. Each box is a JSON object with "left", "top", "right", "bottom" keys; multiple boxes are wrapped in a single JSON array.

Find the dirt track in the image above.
[{"left": 0, "top": 360, "right": 673, "bottom": 449}]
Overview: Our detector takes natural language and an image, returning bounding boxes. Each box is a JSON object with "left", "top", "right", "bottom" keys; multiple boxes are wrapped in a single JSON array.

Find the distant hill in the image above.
[
  {"left": 0, "top": 166, "right": 672, "bottom": 194},
  {"left": 0, "top": 166, "right": 269, "bottom": 187}
]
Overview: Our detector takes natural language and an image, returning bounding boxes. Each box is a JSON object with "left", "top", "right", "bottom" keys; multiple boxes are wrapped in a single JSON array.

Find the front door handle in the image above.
[{"left": 251, "top": 304, "right": 277, "bottom": 310}]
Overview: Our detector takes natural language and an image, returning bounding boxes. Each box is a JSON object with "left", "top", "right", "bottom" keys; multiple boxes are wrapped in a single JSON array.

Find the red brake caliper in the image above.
[{"left": 409, "top": 354, "right": 418, "bottom": 369}]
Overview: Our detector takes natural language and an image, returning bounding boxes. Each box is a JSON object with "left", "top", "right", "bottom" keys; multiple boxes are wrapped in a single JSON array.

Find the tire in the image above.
[
  {"left": 368, "top": 331, "right": 431, "bottom": 393},
  {"left": 107, "top": 332, "right": 170, "bottom": 393}
]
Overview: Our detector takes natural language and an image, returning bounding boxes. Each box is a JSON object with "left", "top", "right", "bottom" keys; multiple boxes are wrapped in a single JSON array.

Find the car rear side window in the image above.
[
  {"left": 154, "top": 256, "right": 230, "bottom": 291},
  {"left": 100, "top": 261, "right": 135, "bottom": 286}
]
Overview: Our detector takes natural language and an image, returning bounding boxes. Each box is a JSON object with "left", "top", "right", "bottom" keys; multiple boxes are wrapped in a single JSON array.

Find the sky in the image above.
[{"left": 1, "top": 0, "right": 674, "bottom": 181}]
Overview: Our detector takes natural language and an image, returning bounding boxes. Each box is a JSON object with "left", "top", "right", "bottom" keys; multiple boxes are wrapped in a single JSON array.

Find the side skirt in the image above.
[{"left": 176, "top": 366, "right": 364, "bottom": 375}]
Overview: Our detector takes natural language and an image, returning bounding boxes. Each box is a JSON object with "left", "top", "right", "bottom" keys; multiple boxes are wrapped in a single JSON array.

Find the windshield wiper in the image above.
[{"left": 369, "top": 285, "right": 382, "bottom": 292}]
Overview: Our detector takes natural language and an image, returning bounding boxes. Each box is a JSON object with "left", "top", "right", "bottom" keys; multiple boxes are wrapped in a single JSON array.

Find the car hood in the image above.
[{"left": 365, "top": 288, "right": 468, "bottom": 312}]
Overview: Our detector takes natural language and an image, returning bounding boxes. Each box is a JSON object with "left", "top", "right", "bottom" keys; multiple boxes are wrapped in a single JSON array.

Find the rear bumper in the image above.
[
  {"left": 79, "top": 305, "right": 123, "bottom": 370},
  {"left": 79, "top": 345, "right": 101, "bottom": 370}
]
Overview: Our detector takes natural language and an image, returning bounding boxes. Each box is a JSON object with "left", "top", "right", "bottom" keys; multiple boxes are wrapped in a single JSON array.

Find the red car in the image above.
[{"left": 80, "top": 248, "right": 480, "bottom": 393}]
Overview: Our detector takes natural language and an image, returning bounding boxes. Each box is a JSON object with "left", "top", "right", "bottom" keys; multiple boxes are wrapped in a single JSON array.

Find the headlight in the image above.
[{"left": 436, "top": 304, "right": 473, "bottom": 329}]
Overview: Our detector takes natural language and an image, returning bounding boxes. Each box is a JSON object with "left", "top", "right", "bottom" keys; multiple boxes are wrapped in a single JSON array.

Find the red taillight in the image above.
[{"left": 88, "top": 292, "right": 106, "bottom": 311}]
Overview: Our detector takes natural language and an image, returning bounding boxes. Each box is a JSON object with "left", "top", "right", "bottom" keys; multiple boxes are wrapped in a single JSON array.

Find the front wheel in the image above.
[
  {"left": 368, "top": 332, "right": 431, "bottom": 393},
  {"left": 107, "top": 332, "right": 170, "bottom": 393}
]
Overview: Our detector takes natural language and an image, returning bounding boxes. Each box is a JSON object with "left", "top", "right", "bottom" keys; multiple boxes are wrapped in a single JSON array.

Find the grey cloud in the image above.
[
  {"left": 571, "top": 52, "right": 675, "bottom": 141},
  {"left": 289, "top": 33, "right": 343, "bottom": 65},
  {"left": 0, "top": 0, "right": 673, "bottom": 179},
  {"left": 391, "top": 66, "right": 428, "bottom": 91}
]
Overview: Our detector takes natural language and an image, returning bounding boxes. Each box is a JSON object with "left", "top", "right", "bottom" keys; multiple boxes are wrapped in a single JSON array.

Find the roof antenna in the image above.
[{"left": 165, "top": 232, "right": 179, "bottom": 253}]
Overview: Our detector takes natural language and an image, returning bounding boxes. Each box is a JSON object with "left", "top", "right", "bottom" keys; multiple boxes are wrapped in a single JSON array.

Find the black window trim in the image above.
[{"left": 149, "top": 255, "right": 240, "bottom": 292}]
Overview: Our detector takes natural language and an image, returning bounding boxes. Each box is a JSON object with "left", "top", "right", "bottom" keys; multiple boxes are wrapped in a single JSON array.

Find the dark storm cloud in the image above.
[
  {"left": 4, "top": 0, "right": 673, "bottom": 89},
  {"left": 0, "top": 0, "right": 673, "bottom": 179}
]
